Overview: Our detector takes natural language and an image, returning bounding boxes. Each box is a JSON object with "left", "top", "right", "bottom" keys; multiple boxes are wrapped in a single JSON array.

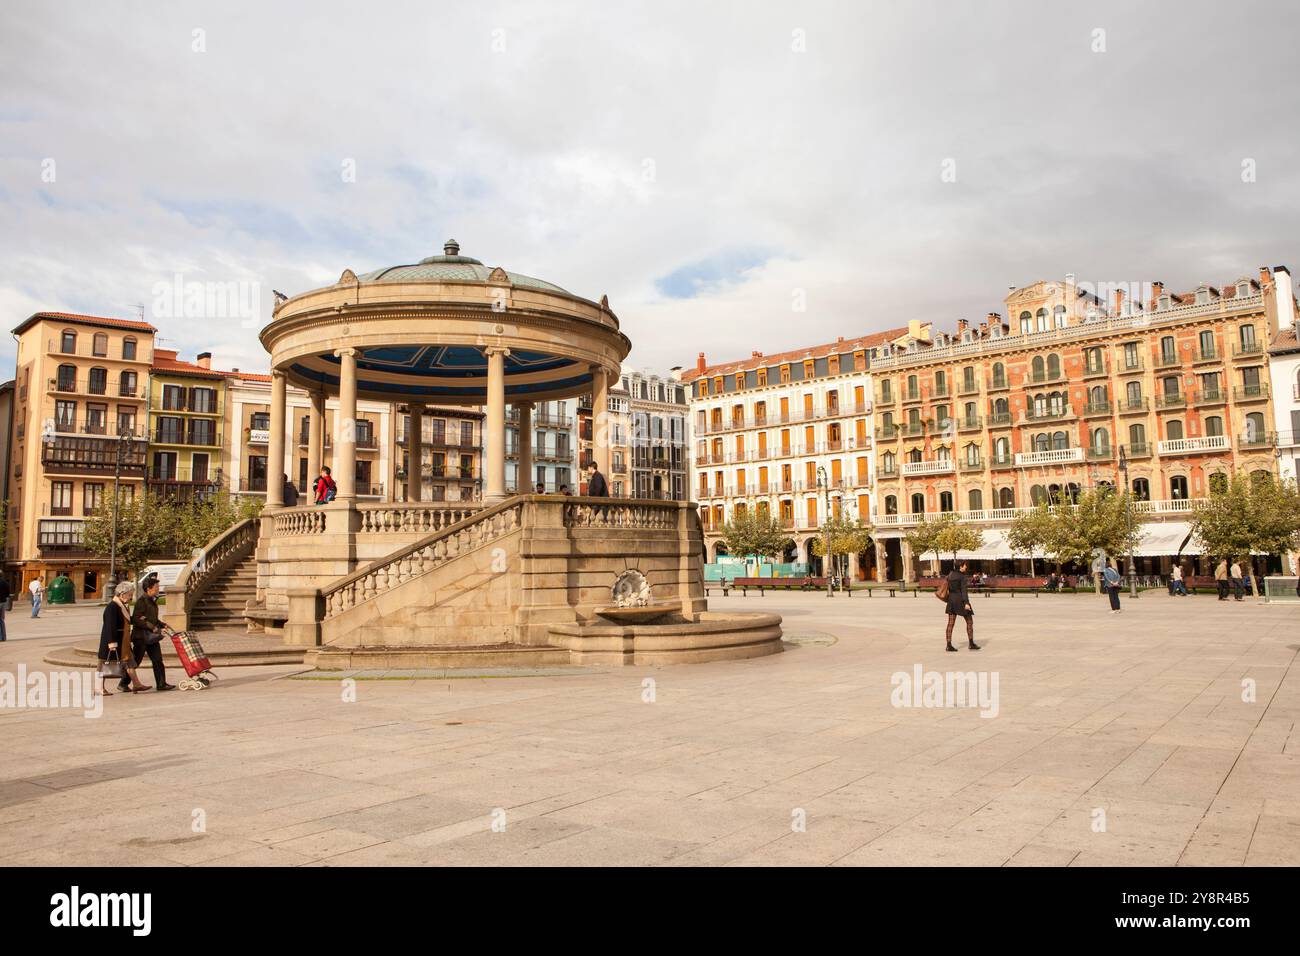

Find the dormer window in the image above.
[
  {"left": 1158, "top": 294, "right": 1171, "bottom": 310},
  {"left": 1195, "top": 287, "right": 1210, "bottom": 305},
  {"left": 1237, "top": 281, "right": 1250, "bottom": 298}
]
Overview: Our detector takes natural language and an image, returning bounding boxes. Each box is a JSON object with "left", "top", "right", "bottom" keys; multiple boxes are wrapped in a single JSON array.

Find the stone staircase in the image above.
[{"left": 188, "top": 550, "right": 258, "bottom": 630}]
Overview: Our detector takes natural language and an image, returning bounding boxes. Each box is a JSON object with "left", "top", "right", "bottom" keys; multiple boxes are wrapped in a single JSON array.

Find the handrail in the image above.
[{"left": 172, "top": 517, "right": 258, "bottom": 617}]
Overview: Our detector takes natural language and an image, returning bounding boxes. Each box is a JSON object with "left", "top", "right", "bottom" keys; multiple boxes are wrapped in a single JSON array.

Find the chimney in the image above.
[
  {"left": 1275, "top": 265, "right": 1295, "bottom": 331},
  {"left": 751, "top": 350, "right": 763, "bottom": 359},
  {"left": 444, "top": 238, "right": 460, "bottom": 257},
  {"left": 696, "top": 352, "right": 707, "bottom": 373},
  {"left": 196, "top": 351, "right": 211, "bottom": 369},
  {"left": 1259, "top": 266, "right": 1272, "bottom": 288},
  {"left": 1113, "top": 288, "right": 1125, "bottom": 314}
]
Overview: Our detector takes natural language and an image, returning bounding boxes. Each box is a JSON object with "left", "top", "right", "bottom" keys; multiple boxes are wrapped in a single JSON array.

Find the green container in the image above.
[{"left": 47, "top": 574, "right": 76, "bottom": 604}]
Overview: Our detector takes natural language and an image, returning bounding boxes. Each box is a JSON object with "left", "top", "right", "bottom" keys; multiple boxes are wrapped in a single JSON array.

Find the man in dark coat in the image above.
[
  {"left": 0, "top": 576, "right": 9, "bottom": 641},
  {"left": 943, "top": 561, "right": 980, "bottom": 652},
  {"left": 282, "top": 473, "right": 299, "bottom": 507},
  {"left": 585, "top": 462, "right": 609, "bottom": 498},
  {"left": 130, "top": 575, "right": 175, "bottom": 691}
]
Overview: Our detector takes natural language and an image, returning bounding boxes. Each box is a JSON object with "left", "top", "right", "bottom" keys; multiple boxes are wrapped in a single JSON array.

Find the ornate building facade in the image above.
[{"left": 871, "top": 270, "right": 1288, "bottom": 580}]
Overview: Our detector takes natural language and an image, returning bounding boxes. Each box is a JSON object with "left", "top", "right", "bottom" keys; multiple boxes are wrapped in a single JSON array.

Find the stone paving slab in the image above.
[{"left": 0, "top": 591, "right": 1297, "bottom": 866}]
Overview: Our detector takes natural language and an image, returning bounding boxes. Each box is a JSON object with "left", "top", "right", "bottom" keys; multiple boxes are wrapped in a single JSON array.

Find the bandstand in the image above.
[{"left": 176, "top": 242, "right": 782, "bottom": 668}]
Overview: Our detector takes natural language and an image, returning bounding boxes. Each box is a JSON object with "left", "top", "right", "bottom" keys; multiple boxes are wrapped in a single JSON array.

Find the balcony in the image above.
[
  {"left": 1082, "top": 401, "right": 1112, "bottom": 417},
  {"left": 986, "top": 377, "right": 1011, "bottom": 392},
  {"left": 1024, "top": 404, "right": 1072, "bottom": 422},
  {"left": 958, "top": 379, "right": 980, "bottom": 396},
  {"left": 1123, "top": 442, "right": 1152, "bottom": 459},
  {"left": 902, "top": 389, "right": 923, "bottom": 404},
  {"left": 41, "top": 437, "right": 147, "bottom": 477},
  {"left": 989, "top": 454, "right": 1015, "bottom": 469},
  {"left": 957, "top": 415, "right": 982, "bottom": 432},
  {"left": 1193, "top": 388, "right": 1227, "bottom": 406},
  {"left": 1232, "top": 341, "right": 1264, "bottom": 360},
  {"left": 50, "top": 376, "right": 147, "bottom": 400},
  {"left": 901, "top": 459, "right": 955, "bottom": 476},
  {"left": 877, "top": 464, "right": 898, "bottom": 478},
  {"left": 1233, "top": 384, "right": 1269, "bottom": 402},
  {"left": 1194, "top": 346, "right": 1221, "bottom": 364},
  {"left": 1029, "top": 372, "right": 1066, "bottom": 385},
  {"left": 1156, "top": 435, "right": 1230, "bottom": 456},
  {"left": 153, "top": 428, "right": 221, "bottom": 447},
  {"left": 1154, "top": 394, "right": 1186, "bottom": 409},
  {"left": 987, "top": 412, "right": 1013, "bottom": 428},
  {"left": 1118, "top": 398, "right": 1149, "bottom": 413},
  {"left": 1118, "top": 357, "right": 1145, "bottom": 374},
  {"left": 1086, "top": 445, "right": 1114, "bottom": 461},
  {"left": 1082, "top": 362, "right": 1109, "bottom": 379},
  {"left": 1237, "top": 431, "right": 1276, "bottom": 451},
  {"left": 875, "top": 427, "right": 901, "bottom": 441},
  {"left": 899, "top": 422, "right": 926, "bottom": 437},
  {"left": 960, "top": 457, "right": 983, "bottom": 472},
  {"left": 1014, "top": 448, "right": 1084, "bottom": 467},
  {"left": 1155, "top": 352, "right": 1181, "bottom": 369},
  {"left": 877, "top": 390, "right": 896, "bottom": 405},
  {"left": 931, "top": 384, "right": 950, "bottom": 399}
]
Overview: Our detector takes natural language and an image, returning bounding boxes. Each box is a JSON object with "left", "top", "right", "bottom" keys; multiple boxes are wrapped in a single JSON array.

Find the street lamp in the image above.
[
  {"left": 108, "top": 428, "right": 139, "bottom": 593},
  {"left": 816, "top": 464, "right": 833, "bottom": 598},
  {"left": 1118, "top": 446, "right": 1136, "bottom": 597}
]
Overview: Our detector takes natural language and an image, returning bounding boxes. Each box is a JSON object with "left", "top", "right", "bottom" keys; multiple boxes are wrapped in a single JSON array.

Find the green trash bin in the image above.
[{"left": 47, "top": 574, "right": 75, "bottom": 605}]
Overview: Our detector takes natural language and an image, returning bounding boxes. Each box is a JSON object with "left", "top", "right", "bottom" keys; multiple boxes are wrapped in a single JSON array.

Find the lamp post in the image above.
[
  {"left": 1118, "top": 446, "right": 1136, "bottom": 597},
  {"left": 816, "top": 465, "right": 833, "bottom": 597},
  {"left": 108, "top": 428, "right": 138, "bottom": 592}
]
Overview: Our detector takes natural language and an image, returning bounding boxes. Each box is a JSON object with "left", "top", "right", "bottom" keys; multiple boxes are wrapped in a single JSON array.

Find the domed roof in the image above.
[{"left": 355, "top": 239, "right": 572, "bottom": 295}]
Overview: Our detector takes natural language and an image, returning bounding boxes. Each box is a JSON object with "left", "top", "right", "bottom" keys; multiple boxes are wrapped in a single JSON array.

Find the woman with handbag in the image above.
[
  {"left": 941, "top": 561, "right": 980, "bottom": 653},
  {"left": 130, "top": 575, "right": 175, "bottom": 692},
  {"left": 98, "top": 581, "right": 149, "bottom": 694}
]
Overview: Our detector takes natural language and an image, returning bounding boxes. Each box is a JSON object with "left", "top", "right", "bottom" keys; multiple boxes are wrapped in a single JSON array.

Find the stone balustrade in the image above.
[
  {"left": 323, "top": 500, "right": 523, "bottom": 619},
  {"left": 357, "top": 503, "right": 480, "bottom": 535},
  {"left": 273, "top": 507, "right": 327, "bottom": 537},
  {"left": 563, "top": 498, "right": 678, "bottom": 529},
  {"left": 170, "top": 516, "right": 259, "bottom": 630}
]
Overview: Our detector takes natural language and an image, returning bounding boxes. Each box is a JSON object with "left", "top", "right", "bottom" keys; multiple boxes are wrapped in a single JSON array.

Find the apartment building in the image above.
[
  {"left": 507, "top": 399, "right": 575, "bottom": 493},
  {"left": 683, "top": 322, "right": 930, "bottom": 577},
  {"left": 146, "top": 349, "right": 227, "bottom": 500},
  {"left": 6, "top": 312, "right": 156, "bottom": 598},
  {"left": 871, "top": 270, "right": 1288, "bottom": 580},
  {"left": 225, "top": 371, "right": 393, "bottom": 500},
  {"left": 1267, "top": 268, "right": 1300, "bottom": 483},
  {"left": 395, "top": 405, "right": 482, "bottom": 502},
  {"left": 623, "top": 366, "right": 689, "bottom": 500}
]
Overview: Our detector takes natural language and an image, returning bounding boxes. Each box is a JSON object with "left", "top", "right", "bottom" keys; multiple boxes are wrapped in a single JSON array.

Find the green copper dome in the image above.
[{"left": 355, "top": 239, "right": 572, "bottom": 295}]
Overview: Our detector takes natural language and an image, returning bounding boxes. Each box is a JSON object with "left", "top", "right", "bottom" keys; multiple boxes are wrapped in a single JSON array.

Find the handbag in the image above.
[
  {"left": 98, "top": 649, "right": 127, "bottom": 680},
  {"left": 935, "top": 577, "right": 950, "bottom": 601}
]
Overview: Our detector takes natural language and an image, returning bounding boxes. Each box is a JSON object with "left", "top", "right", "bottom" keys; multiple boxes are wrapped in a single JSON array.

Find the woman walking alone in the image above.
[{"left": 943, "top": 561, "right": 980, "bottom": 653}]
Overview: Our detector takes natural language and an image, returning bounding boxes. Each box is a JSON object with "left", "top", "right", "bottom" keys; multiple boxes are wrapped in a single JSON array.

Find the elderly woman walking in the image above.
[
  {"left": 98, "top": 581, "right": 149, "bottom": 694},
  {"left": 942, "top": 560, "right": 980, "bottom": 653}
]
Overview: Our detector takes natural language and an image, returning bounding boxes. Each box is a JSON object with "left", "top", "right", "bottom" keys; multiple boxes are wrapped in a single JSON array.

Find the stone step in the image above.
[
  {"left": 44, "top": 635, "right": 305, "bottom": 669},
  {"left": 307, "top": 644, "right": 571, "bottom": 670}
]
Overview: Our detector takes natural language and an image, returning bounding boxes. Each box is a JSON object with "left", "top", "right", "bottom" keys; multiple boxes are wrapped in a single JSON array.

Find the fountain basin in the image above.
[
  {"left": 548, "top": 610, "right": 783, "bottom": 666},
  {"left": 594, "top": 602, "right": 681, "bottom": 625}
]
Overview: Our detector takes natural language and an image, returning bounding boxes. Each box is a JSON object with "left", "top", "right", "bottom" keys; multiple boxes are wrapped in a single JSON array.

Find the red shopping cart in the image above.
[{"left": 164, "top": 625, "right": 218, "bottom": 691}]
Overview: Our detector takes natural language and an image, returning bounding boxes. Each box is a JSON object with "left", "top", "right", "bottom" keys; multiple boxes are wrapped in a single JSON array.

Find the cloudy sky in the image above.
[{"left": 2, "top": 0, "right": 1297, "bottom": 377}]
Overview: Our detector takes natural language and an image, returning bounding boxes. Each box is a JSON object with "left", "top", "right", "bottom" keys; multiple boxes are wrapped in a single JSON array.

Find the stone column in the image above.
[
  {"left": 874, "top": 539, "right": 887, "bottom": 582},
  {"left": 408, "top": 403, "right": 424, "bottom": 502},
  {"left": 308, "top": 389, "right": 325, "bottom": 481},
  {"left": 901, "top": 539, "right": 917, "bottom": 583},
  {"left": 591, "top": 364, "right": 611, "bottom": 478},
  {"left": 267, "top": 370, "right": 287, "bottom": 508},
  {"left": 848, "top": 550, "right": 860, "bottom": 582},
  {"left": 484, "top": 347, "right": 509, "bottom": 501},
  {"left": 517, "top": 402, "right": 533, "bottom": 491},
  {"left": 335, "top": 347, "right": 358, "bottom": 501}
]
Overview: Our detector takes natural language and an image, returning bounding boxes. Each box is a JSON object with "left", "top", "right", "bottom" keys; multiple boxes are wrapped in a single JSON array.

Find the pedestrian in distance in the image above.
[
  {"left": 313, "top": 466, "right": 336, "bottom": 505},
  {"left": 939, "top": 560, "right": 980, "bottom": 653},
  {"left": 1214, "top": 558, "right": 1229, "bottom": 601},
  {"left": 0, "top": 576, "right": 9, "bottom": 640},
  {"left": 1230, "top": 558, "right": 1245, "bottom": 602},
  {"left": 1171, "top": 564, "right": 1187, "bottom": 596},
  {"left": 29, "top": 577, "right": 44, "bottom": 618},
  {"left": 585, "top": 462, "right": 608, "bottom": 498},
  {"left": 282, "top": 473, "right": 299, "bottom": 507},
  {"left": 534, "top": 482, "right": 546, "bottom": 494},
  {"left": 1104, "top": 561, "right": 1122, "bottom": 613}
]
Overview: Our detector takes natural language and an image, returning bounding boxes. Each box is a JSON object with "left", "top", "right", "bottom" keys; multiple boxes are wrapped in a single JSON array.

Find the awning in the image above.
[
  {"left": 954, "top": 529, "right": 1016, "bottom": 560},
  {"left": 1134, "top": 521, "right": 1199, "bottom": 557}
]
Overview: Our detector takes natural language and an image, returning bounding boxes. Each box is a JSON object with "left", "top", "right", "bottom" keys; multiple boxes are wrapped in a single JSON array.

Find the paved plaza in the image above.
[{"left": 1, "top": 590, "right": 1298, "bottom": 867}]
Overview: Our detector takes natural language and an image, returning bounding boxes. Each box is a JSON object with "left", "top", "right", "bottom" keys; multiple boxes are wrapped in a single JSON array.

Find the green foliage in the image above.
[
  {"left": 1048, "top": 486, "right": 1145, "bottom": 568},
  {"left": 1006, "top": 503, "right": 1056, "bottom": 571},
  {"left": 174, "top": 490, "right": 263, "bottom": 558},
  {"left": 1192, "top": 471, "right": 1300, "bottom": 561},
  {"left": 809, "top": 513, "right": 872, "bottom": 560},
  {"left": 82, "top": 491, "right": 178, "bottom": 577},
  {"left": 905, "top": 512, "right": 984, "bottom": 564},
  {"left": 718, "top": 508, "right": 794, "bottom": 561}
]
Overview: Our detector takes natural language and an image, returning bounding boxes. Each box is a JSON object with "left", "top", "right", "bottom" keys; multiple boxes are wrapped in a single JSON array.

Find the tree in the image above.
[
  {"left": 718, "top": 509, "right": 794, "bottom": 564},
  {"left": 1052, "top": 486, "right": 1145, "bottom": 584},
  {"left": 1192, "top": 471, "right": 1300, "bottom": 568},
  {"left": 1006, "top": 503, "right": 1059, "bottom": 576},
  {"left": 905, "top": 513, "right": 984, "bottom": 573},
  {"left": 82, "top": 491, "right": 179, "bottom": 580},
  {"left": 174, "top": 490, "right": 263, "bottom": 558},
  {"left": 810, "top": 513, "right": 873, "bottom": 578}
]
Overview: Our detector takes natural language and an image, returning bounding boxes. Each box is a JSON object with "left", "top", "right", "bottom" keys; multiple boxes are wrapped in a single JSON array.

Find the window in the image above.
[
  {"left": 1199, "top": 330, "right": 1215, "bottom": 357},
  {"left": 60, "top": 330, "right": 77, "bottom": 354},
  {"left": 88, "top": 367, "right": 107, "bottom": 395},
  {"left": 1123, "top": 342, "right": 1140, "bottom": 369},
  {"left": 964, "top": 443, "right": 980, "bottom": 465},
  {"left": 1245, "top": 412, "right": 1265, "bottom": 441},
  {"left": 1239, "top": 324, "right": 1256, "bottom": 349},
  {"left": 1032, "top": 356, "right": 1045, "bottom": 381},
  {"left": 51, "top": 481, "right": 74, "bottom": 515},
  {"left": 994, "top": 437, "right": 1010, "bottom": 461},
  {"left": 1132, "top": 478, "right": 1150, "bottom": 501},
  {"left": 1084, "top": 347, "right": 1103, "bottom": 373},
  {"left": 885, "top": 495, "right": 897, "bottom": 515},
  {"left": 1052, "top": 431, "right": 1067, "bottom": 450},
  {"left": 119, "top": 370, "right": 138, "bottom": 397},
  {"left": 92, "top": 333, "right": 108, "bottom": 356},
  {"left": 1166, "top": 420, "right": 1184, "bottom": 440},
  {"left": 906, "top": 374, "right": 918, "bottom": 399},
  {"left": 1160, "top": 335, "right": 1176, "bottom": 363},
  {"left": 57, "top": 364, "right": 76, "bottom": 391},
  {"left": 1126, "top": 381, "right": 1142, "bottom": 406},
  {"left": 1091, "top": 427, "right": 1109, "bottom": 451},
  {"left": 1019, "top": 311, "right": 1032, "bottom": 335},
  {"left": 910, "top": 493, "right": 925, "bottom": 514},
  {"left": 1128, "top": 423, "right": 1146, "bottom": 448},
  {"left": 122, "top": 337, "right": 137, "bottom": 360},
  {"left": 55, "top": 399, "right": 76, "bottom": 431},
  {"left": 968, "top": 489, "right": 983, "bottom": 511},
  {"left": 1036, "top": 308, "right": 1049, "bottom": 332},
  {"left": 939, "top": 491, "right": 954, "bottom": 512},
  {"left": 250, "top": 411, "right": 269, "bottom": 430},
  {"left": 1170, "top": 475, "right": 1188, "bottom": 499},
  {"left": 190, "top": 387, "right": 217, "bottom": 413},
  {"left": 162, "top": 384, "right": 186, "bottom": 410},
  {"left": 85, "top": 403, "right": 107, "bottom": 434},
  {"left": 880, "top": 379, "right": 892, "bottom": 402},
  {"left": 992, "top": 362, "right": 1006, "bottom": 387},
  {"left": 84, "top": 482, "right": 104, "bottom": 513},
  {"left": 998, "top": 486, "right": 1014, "bottom": 508},
  {"left": 1031, "top": 484, "right": 1048, "bottom": 505},
  {"left": 1053, "top": 305, "right": 1067, "bottom": 328},
  {"left": 962, "top": 367, "right": 976, "bottom": 391},
  {"left": 882, "top": 451, "right": 896, "bottom": 473},
  {"left": 1205, "top": 416, "right": 1223, "bottom": 437},
  {"left": 1047, "top": 354, "right": 1061, "bottom": 379}
]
